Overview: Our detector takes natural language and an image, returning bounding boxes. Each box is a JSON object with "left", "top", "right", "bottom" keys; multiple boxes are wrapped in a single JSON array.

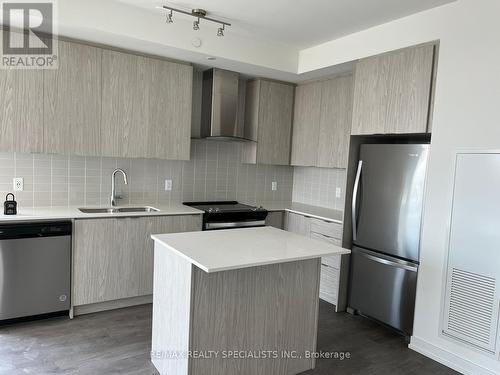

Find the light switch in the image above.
[
  {"left": 165, "top": 179, "right": 172, "bottom": 191},
  {"left": 271, "top": 181, "right": 277, "bottom": 191},
  {"left": 335, "top": 187, "right": 341, "bottom": 198}
]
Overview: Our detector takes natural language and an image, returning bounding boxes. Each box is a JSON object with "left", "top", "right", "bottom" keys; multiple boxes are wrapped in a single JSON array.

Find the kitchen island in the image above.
[{"left": 151, "top": 226, "right": 350, "bottom": 375}]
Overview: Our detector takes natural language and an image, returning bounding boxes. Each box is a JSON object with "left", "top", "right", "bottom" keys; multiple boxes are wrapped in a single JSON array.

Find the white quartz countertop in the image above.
[
  {"left": 251, "top": 201, "right": 344, "bottom": 224},
  {"left": 0, "top": 204, "right": 203, "bottom": 223},
  {"left": 152, "top": 226, "right": 350, "bottom": 273}
]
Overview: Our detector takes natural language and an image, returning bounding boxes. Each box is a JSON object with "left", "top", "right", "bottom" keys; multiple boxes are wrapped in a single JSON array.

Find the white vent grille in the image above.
[{"left": 446, "top": 268, "right": 496, "bottom": 351}]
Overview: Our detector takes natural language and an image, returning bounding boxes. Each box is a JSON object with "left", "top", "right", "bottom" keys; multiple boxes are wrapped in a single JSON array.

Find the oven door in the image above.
[{"left": 204, "top": 220, "right": 266, "bottom": 230}]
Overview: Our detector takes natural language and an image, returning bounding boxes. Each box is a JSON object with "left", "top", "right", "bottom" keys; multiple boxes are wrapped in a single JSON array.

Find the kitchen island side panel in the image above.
[
  {"left": 189, "top": 258, "right": 321, "bottom": 375},
  {"left": 151, "top": 242, "right": 193, "bottom": 375}
]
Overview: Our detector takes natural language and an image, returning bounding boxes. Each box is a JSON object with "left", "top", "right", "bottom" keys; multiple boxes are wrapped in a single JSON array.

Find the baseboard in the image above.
[
  {"left": 409, "top": 336, "right": 497, "bottom": 375},
  {"left": 73, "top": 295, "right": 153, "bottom": 316}
]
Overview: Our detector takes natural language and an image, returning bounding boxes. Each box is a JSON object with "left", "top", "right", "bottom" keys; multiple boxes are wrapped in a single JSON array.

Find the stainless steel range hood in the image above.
[{"left": 200, "top": 68, "right": 250, "bottom": 141}]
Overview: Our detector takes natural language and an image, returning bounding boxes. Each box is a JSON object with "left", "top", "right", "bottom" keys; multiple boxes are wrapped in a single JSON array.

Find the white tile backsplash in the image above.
[
  {"left": 292, "top": 166, "right": 346, "bottom": 210},
  {"left": 0, "top": 140, "right": 294, "bottom": 208},
  {"left": 1, "top": 142, "right": 348, "bottom": 211}
]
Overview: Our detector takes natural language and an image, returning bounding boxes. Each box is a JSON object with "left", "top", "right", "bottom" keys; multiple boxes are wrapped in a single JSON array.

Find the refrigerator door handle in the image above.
[
  {"left": 360, "top": 251, "right": 418, "bottom": 272},
  {"left": 352, "top": 160, "right": 363, "bottom": 241}
]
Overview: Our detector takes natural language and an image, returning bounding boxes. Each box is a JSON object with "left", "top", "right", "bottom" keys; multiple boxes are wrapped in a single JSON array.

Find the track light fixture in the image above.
[{"left": 161, "top": 6, "right": 230, "bottom": 37}]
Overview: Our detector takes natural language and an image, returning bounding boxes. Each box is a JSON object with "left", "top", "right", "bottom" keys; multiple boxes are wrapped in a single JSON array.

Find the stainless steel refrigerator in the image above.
[{"left": 349, "top": 143, "right": 429, "bottom": 335}]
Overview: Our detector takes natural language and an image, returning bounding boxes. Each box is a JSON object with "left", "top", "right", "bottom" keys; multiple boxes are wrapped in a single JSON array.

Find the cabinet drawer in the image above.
[
  {"left": 310, "top": 218, "right": 342, "bottom": 238},
  {"left": 319, "top": 264, "right": 339, "bottom": 304},
  {"left": 310, "top": 231, "right": 341, "bottom": 246},
  {"left": 322, "top": 255, "right": 341, "bottom": 269},
  {"left": 310, "top": 231, "right": 342, "bottom": 269}
]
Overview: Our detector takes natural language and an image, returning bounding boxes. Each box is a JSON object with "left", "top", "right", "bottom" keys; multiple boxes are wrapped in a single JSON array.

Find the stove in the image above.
[{"left": 183, "top": 201, "right": 268, "bottom": 231}]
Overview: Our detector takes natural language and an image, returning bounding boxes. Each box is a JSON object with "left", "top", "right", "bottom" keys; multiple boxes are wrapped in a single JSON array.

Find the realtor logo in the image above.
[{"left": 1, "top": 1, "right": 58, "bottom": 69}]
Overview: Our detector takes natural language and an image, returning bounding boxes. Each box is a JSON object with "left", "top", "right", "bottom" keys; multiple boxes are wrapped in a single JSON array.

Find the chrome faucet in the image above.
[{"left": 110, "top": 168, "right": 128, "bottom": 206}]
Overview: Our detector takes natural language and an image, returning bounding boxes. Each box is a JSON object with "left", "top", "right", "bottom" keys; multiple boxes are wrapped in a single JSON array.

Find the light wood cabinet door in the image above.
[
  {"left": 291, "top": 82, "right": 322, "bottom": 166},
  {"left": 146, "top": 58, "right": 192, "bottom": 160},
  {"left": 243, "top": 79, "right": 294, "bottom": 165},
  {"left": 72, "top": 215, "right": 201, "bottom": 306},
  {"left": 265, "top": 211, "right": 284, "bottom": 229},
  {"left": 256, "top": 80, "right": 294, "bottom": 165},
  {"left": 284, "top": 212, "right": 311, "bottom": 237},
  {"left": 352, "top": 45, "right": 434, "bottom": 135},
  {"left": 101, "top": 50, "right": 192, "bottom": 159},
  {"left": 317, "top": 75, "right": 353, "bottom": 168},
  {"left": 384, "top": 45, "right": 434, "bottom": 134},
  {"left": 0, "top": 65, "right": 43, "bottom": 153},
  {"left": 101, "top": 50, "right": 148, "bottom": 158},
  {"left": 44, "top": 40, "right": 102, "bottom": 155}
]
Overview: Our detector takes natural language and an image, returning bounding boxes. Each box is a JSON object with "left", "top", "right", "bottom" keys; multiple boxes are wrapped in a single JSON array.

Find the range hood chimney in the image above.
[{"left": 200, "top": 68, "right": 249, "bottom": 141}]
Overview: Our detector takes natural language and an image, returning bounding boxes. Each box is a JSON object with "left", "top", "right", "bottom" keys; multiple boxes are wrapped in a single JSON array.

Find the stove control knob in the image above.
[
  {"left": 208, "top": 208, "right": 213, "bottom": 213},
  {"left": 215, "top": 208, "right": 220, "bottom": 212}
]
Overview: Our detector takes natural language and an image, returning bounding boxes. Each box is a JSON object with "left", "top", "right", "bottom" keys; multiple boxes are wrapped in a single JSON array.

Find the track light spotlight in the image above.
[
  {"left": 217, "top": 24, "right": 224, "bottom": 37},
  {"left": 193, "top": 18, "right": 200, "bottom": 30},
  {"left": 166, "top": 10, "right": 173, "bottom": 23}
]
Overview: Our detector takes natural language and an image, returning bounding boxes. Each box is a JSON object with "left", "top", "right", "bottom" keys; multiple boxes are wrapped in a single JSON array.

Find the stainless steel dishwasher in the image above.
[{"left": 0, "top": 221, "right": 71, "bottom": 322}]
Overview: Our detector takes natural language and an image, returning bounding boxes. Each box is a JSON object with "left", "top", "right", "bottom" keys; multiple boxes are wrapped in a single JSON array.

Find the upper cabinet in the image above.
[
  {"left": 101, "top": 50, "right": 192, "bottom": 159},
  {"left": 147, "top": 58, "right": 192, "bottom": 160},
  {"left": 0, "top": 33, "right": 192, "bottom": 160},
  {"left": 317, "top": 75, "right": 353, "bottom": 169},
  {"left": 44, "top": 40, "right": 102, "bottom": 156},
  {"left": 351, "top": 44, "right": 435, "bottom": 135},
  {"left": 291, "top": 75, "right": 353, "bottom": 168},
  {"left": 291, "top": 82, "right": 322, "bottom": 167},
  {"left": 101, "top": 50, "right": 148, "bottom": 158},
  {"left": 0, "top": 65, "right": 43, "bottom": 153},
  {"left": 242, "top": 79, "right": 294, "bottom": 165}
]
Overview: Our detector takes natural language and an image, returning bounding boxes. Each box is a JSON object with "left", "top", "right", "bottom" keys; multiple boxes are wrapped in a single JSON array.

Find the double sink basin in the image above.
[{"left": 78, "top": 206, "right": 159, "bottom": 214}]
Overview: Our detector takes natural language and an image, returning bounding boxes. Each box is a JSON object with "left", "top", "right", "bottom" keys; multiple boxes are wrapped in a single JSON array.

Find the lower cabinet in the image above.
[
  {"left": 284, "top": 211, "right": 311, "bottom": 236},
  {"left": 72, "top": 215, "right": 201, "bottom": 307},
  {"left": 265, "top": 211, "right": 285, "bottom": 229},
  {"left": 285, "top": 211, "right": 349, "bottom": 312}
]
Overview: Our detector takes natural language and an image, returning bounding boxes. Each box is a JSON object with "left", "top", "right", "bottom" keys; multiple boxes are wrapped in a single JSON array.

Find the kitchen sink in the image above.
[
  {"left": 116, "top": 207, "right": 160, "bottom": 213},
  {"left": 78, "top": 207, "right": 160, "bottom": 214}
]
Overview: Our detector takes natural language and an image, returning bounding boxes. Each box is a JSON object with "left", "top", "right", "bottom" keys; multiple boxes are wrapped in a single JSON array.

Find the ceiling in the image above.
[{"left": 117, "top": 0, "right": 454, "bottom": 48}]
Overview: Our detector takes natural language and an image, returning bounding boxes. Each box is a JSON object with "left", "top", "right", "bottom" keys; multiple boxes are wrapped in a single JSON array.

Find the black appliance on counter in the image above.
[{"left": 183, "top": 201, "right": 268, "bottom": 231}]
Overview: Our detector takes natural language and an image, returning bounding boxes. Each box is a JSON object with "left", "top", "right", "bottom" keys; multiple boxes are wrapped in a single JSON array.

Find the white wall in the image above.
[{"left": 299, "top": 1, "right": 500, "bottom": 374}]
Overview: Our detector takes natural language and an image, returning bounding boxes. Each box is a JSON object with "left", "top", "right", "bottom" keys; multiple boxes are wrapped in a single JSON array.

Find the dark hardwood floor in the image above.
[
  {"left": 0, "top": 301, "right": 457, "bottom": 375},
  {"left": 302, "top": 302, "right": 457, "bottom": 375}
]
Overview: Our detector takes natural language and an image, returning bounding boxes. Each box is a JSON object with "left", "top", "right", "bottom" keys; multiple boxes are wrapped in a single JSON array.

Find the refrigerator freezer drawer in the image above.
[{"left": 348, "top": 246, "right": 418, "bottom": 335}]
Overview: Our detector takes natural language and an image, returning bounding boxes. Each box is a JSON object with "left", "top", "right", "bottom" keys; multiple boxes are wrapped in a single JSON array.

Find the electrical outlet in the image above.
[
  {"left": 271, "top": 181, "right": 277, "bottom": 191},
  {"left": 13, "top": 178, "right": 23, "bottom": 191},
  {"left": 335, "top": 187, "right": 342, "bottom": 198},
  {"left": 164, "top": 179, "right": 172, "bottom": 191}
]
